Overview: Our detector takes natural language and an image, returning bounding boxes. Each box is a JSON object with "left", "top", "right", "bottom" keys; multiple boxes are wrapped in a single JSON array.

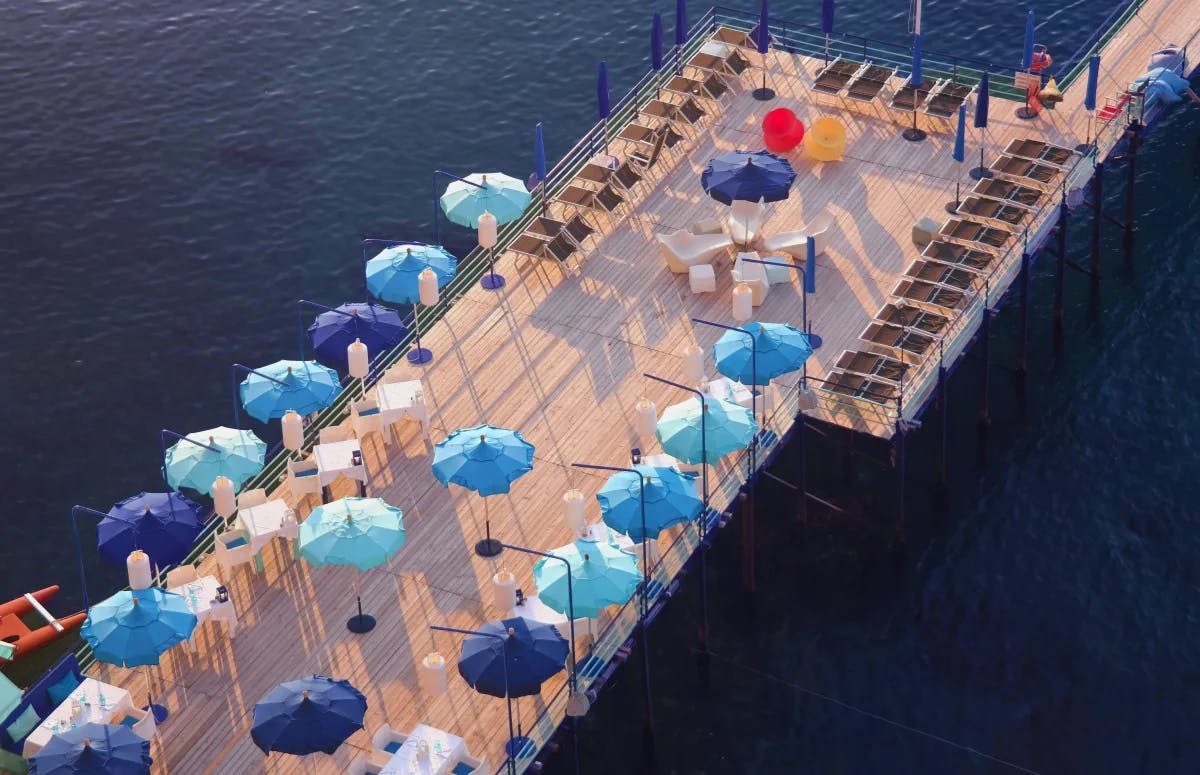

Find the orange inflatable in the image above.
[{"left": 0, "top": 586, "right": 86, "bottom": 663}]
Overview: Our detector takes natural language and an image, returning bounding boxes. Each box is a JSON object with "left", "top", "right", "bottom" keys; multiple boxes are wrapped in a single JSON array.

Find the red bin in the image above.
[{"left": 762, "top": 108, "right": 805, "bottom": 153}]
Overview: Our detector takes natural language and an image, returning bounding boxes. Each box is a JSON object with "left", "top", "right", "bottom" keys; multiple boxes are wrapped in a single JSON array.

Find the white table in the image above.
[
  {"left": 580, "top": 522, "right": 634, "bottom": 550},
  {"left": 313, "top": 439, "right": 367, "bottom": 489},
  {"left": 23, "top": 679, "right": 133, "bottom": 757},
  {"left": 640, "top": 453, "right": 680, "bottom": 470},
  {"left": 381, "top": 723, "right": 467, "bottom": 775},
  {"left": 168, "top": 575, "right": 238, "bottom": 646},
  {"left": 376, "top": 380, "right": 430, "bottom": 444},
  {"left": 703, "top": 376, "right": 754, "bottom": 410},
  {"left": 515, "top": 595, "right": 596, "bottom": 641},
  {"left": 237, "top": 500, "right": 295, "bottom": 556}
]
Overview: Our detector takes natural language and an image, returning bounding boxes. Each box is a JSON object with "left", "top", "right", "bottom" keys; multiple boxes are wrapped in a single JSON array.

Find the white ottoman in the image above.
[{"left": 688, "top": 263, "right": 716, "bottom": 293}]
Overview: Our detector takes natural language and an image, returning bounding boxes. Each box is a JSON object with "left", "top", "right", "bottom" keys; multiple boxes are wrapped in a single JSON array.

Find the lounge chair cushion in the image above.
[
  {"left": 223, "top": 536, "right": 248, "bottom": 550},
  {"left": 5, "top": 706, "right": 39, "bottom": 743},
  {"left": 356, "top": 407, "right": 380, "bottom": 416},
  {"left": 293, "top": 468, "right": 318, "bottom": 478},
  {"left": 688, "top": 264, "right": 716, "bottom": 293},
  {"left": 47, "top": 672, "right": 80, "bottom": 707}
]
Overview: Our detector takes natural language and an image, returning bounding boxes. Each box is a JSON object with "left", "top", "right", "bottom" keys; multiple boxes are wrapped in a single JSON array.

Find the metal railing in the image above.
[{"left": 1054, "top": 0, "right": 1149, "bottom": 90}]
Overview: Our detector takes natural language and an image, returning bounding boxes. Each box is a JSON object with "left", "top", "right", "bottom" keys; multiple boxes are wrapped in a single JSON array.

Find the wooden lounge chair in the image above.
[
  {"left": 904, "top": 259, "right": 976, "bottom": 291},
  {"left": 664, "top": 71, "right": 729, "bottom": 101},
  {"left": 542, "top": 233, "right": 581, "bottom": 263},
  {"left": 629, "top": 129, "right": 668, "bottom": 172},
  {"left": 990, "top": 155, "right": 1061, "bottom": 188},
  {"left": 921, "top": 240, "right": 996, "bottom": 272},
  {"left": 526, "top": 216, "right": 566, "bottom": 240},
  {"left": 575, "top": 161, "right": 614, "bottom": 186},
  {"left": 562, "top": 213, "right": 596, "bottom": 249},
  {"left": 971, "top": 178, "right": 1044, "bottom": 208},
  {"left": 641, "top": 99, "right": 681, "bottom": 124},
  {"left": 676, "top": 97, "right": 707, "bottom": 127},
  {"left": 940, "top": 218, "right": 1012, "bottom": 250},
  {"left": 824, "top": 370, "right": 901, "bottom": 402},
  {"left": 923, "top": 82, "right": 973, "bottom": 119},
  {"left": 592, "top": 184, "right": 624, "bottom": 214},
  {"left": 955, "top": 196, "right": 1031, "bottom": 227},
  {"left": 619, "top": 122, "right": 658, "bottom": 147},
  {"left": 892, "top": 278, "right": 969, "bottom": 313},
  {"left": 712, "top": 26, "right": 754, "bottom": 49},
  {"left": 554, "top": 183, "right": 624, "bottom": 214},
  {"left": 891, "top": 79, "right": 940, "bottom": 111},
  {"left": 835, "top": 350, "right": 909, "bottom": 384},
  {"left": 689, "top": 42, "right": 752, "bottom": 77},
  {"left": 611, "top": 162, "right": 643, "bottom": 192},
  {"left": 845, "top": 64, "right": 896, "bottom": 102},
  {"left": 1004, "top": 138, "right": 1076, "bottom": 167},
  {"left": 861, "top": 320, "right": 937, "bottom": 360},
  {"left": 813, "top": 58, "right": 862, "bottom": 95},
  {"left": 876, "top": 303, "right": 951, "bottom": 336}
]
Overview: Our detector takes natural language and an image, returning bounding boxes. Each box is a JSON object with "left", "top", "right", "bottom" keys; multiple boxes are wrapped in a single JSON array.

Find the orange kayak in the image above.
[{"left": 0, "top": 586, "right": 86, "bottom": 663}]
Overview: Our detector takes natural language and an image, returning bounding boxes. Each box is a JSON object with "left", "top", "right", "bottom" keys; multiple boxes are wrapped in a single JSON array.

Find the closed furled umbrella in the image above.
[
  {"left": 1022, "top": 9, "right": 1036, "bottom": 70},
  {"left": 947, "top": 101, "right": 968, "bottom": 212},
  {"left": 98, "top": 492, "right": 205, "bottom": 568},
  {"left": 29, "top": 723, "right": 151, "bottom": 775},
  {"left": 970, "top": 73, "right": 994, "bottom": 180},
  {"left": 596, "top": 465, "right": 702, "bottom": 541},
  {"left": 821, "top": 0, "right": 835, "bottom": 62},
  {"left": 598, "top": 61, "right": 611, "bottom": 151},
  {"left": 251, "top": 675, "right": 367, "bottom": 757},
  {"left": 701, "top": 150, "right": 795, "bottom": 205},
  {"left": 238, "top": 360, "right": 340, "bottom": 424},
  {"left": 307, "top": 301, "right": 406, "bottom": 374},
  {"left": 651, "top": 13, "right": 663, "bottom": 72},
  {"left": 162, "top": 427, "right": 266, "bottom": 496},
  {"left": 533, "top": 538, "right": 641, "bottom": 618},
  {"left": 657, "top": 395, "right": 757, "bottom": 465},
  {"left": 752, "top": 0, "right": 774, "bottom": 100}
]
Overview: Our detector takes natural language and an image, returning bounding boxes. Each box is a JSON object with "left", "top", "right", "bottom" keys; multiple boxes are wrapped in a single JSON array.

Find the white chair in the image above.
[
  {"left": 458, "top": 754, "right": 489, "bottom": 774},
  {"left": 687, "top": 218, "right": 725, "bottom": 236},
  {"left": 688, "top": 263, "right": 716, "bottom": 293},
  {"left": 279, "top": 508, "right": 299, "bottom": 542},
  {"left": 371, "top": 723, "right": 408, "bottom": 755},
  {"left": 655, "top": 229, "right": 733, "bottom": 274},
  {"left": 345, "top": 752, "right": 386, "bottom": 775},
  {"left": 286, "top": 457, "right": 321, "bottom": 500},
  {"left": 111, "top": 706, "right": 155, "bottom": 741},
  {"left": 732, "top": 254, "right": 770, "bottom": 305},
  {"left": 728, "top": 198, "right": 767, "bottom": 245},
  {"left": 236, "top": 488, "right": 267, "bottom": 510},
  {"left": 319, "top": 425, "right": 352, "bottom": 444},
  {"left": 351, "top": 398, "right": 382, "bottom": 439},
  {"left": 214, "top": 529, "right": 254, "bottom": 578},
  {"left": 760, "top": 254, "right": 795, "bottom": 285},
  {"left": 761, "top": 211, "right": 839, "bottom": 257},
  {"left": 165, "top": 565, "right": 197, "bottom": 589}
]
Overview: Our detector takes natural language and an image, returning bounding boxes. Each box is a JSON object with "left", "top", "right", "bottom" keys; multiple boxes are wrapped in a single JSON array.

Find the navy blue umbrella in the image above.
[
  {"left": 597, "top": 61, "right": 610, "bottom": 122},
  {"left": 675, "top": 0, "right": 687, "bottom": 48},
  {"left": 1021, "top": 9, "right": 1036, "bottom": 71},
  {"left": 975, "top": 72, "right": 990, "bottom": 128},
  {"left": 1085, "top": 55, "right": 1100, "bottom": 111},
  {"left": 29, "top": 723, "right": 151, "bottom": 775},
  {"left": 457, "top": 617, "right": 568, "bottom": 698},
  {"left": 651, "top": 13, "right": 663, "bottom": 71},
  {"left": 701, "top": 150, "right": 795, "bottom": 205},
  {"left": 97, "top": 492, "right": 205, "bottom": 568},
  {"left": 821, "top": 0, "right": 835, "bottom": 62},
  {"left": 534, "top": 122, "right": 547, "bottom": 184},
  {"left": 755, "top": 0, "right": 770, "bottom": 55},
  {"left": 910, "top": 33, "right": 923, "bottom": 87},
  {"left": 307, "top": 301, "right": 406, "bottom": 374},
  {"left": 953, "top": 103, "right": 967, "bottom": 163},
  {"left": 251, "top": 675, "right": 366, "bottom": 756}
]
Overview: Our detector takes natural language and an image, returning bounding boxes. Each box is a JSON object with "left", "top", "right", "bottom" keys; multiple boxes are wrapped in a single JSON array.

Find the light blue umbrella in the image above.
[
  {"left": 239, "top": 359, "right": 340, "bottom": 424},
  {"left": 533, "top": 538, "right": 641, "bottom": 619},
  {"left": 712, "top": 321, "right": 813, "bottom": 387},
  {"left": 656, "top": 395, "right": 757, "bottom": 465},
  {"left": 432, "top": 425, "right": 535, "bottom": 496},
  {"left": 163, "top": 426, "right": 266, "bottom": 495},
  {"left": 365, "top": 243, "right": 457, "bottom": 305},
  {"left": 596, "top": 465, "right": 702, "bottom": 542},
  {"left": 82, "top": 588, "right": 196, "bottom": 668},
  {"left": 440, "top": 172, "right": 531, "bottom": 228},
  {"left": 300, "top": 497, "right": 405, "bottom": 632}
]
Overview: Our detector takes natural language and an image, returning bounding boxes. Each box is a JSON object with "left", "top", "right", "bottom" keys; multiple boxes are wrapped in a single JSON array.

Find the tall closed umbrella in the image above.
[
  {"left": 307, "top": 302, "right": 406, "bottom": 374},
  {"left": 651, "top": 13, "right": 663, "bottom": 72},
  {"left": 821, "top": 0, "right": 835, "bottom": 62},
  {"left": 163, "top": 426, "right": 266, "bottom": 496},
  {"left": 1079, "top": 55, "right": 1101, "bottom": 150},
  {"left": 239, "top": 360, "right": 341, "bottom": 424},
  {"left": 98, "top": 492, "right": 205, "bottom": 569},
  {"left": 752, "top": 0, "right": 774, "bottom": 100},
  {"left": 701, "top": 150, "right": 795, "bottom": 205},
  {"left": 901, "top": 1, "right": 926, "bottom": 143},
  {"left": 534, "top": 539, "right": 641, "bottom": 619},
  {"left": 440, "top": 172, "right": 531, "bottom": 228},
  {"left": 675, "top": 0, "right": 687, "bottom": 71},
  {"left": 598, "top": 61, "right": 610, "bottom": 151},
  {"left": 432, "top": 424, "right": 535, "bottom": 556},
  {"left": 657, "top": 395, "right": 757, "bottom": 465},
  {"left": 1021, "top": 9, "right": 1036, "bottom": 70},
  {"left": 29, "top": 723, "right": 151, "bottom": 775},
  {"left": 251, "top": 676, "right": 366, "bottom": 757},
  {"left": 299, "top": 497, "right": 406, "bottom": 633},
  {"left": 365, "top": 243, "right": 457, "bottom": 305},
  {"left": 534, "top": 122, "right": 548, "bottom": 213},
  {"left": 970, "top": 73, "right": 994, "bottom": 180},
  {"left": 947, "top": 102, "right": 968, "bottom": 212},
  {"left": 596, "top": 465, "right": 702, "bottom": 542}
]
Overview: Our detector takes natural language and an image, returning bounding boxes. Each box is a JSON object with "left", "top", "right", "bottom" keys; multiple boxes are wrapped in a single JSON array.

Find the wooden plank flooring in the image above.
[{"left": 78, "top": 2, "right": 1200, "bottom": 772}]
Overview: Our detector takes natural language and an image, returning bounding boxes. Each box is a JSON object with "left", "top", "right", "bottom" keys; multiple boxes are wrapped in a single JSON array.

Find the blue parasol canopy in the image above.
[
  {"left": 675, "top": 0, "right": 687, "bottom": 47},
  {"left": 440, "top": 172, "right": 531, "bottom": 228},
  {"left": 651, "top": 13, "right": 663, "bottom": 71},
  {"left": 712, "top": 321, "right": 813, "bottom": 386},
  {"left": 974, "top": 72, "right": 990, "bottom": 128},
  {"left": 98, "top": 492, "right": 206, "bottom": 568},
  {"left": 82, "top": 588, "right": 197, "bottom": 668},
  {"left": 953, "top": 103, "right": 967, "bottom": 162},
  {"left": 657, "top": 395, "right": 757, "bottom": 465},
  {"left": 596, "top": 465, "right": 702, "bottom": 542},
  {"left": 1085, "top": 55, "right": 1100, "bottom": 111},
  {"left": 701, "top": 150, "right": 795, "bottom": 205},
  {"left": 533, "top": 538, "right": 641, "bottom": 619},
  {"left": 163, "top": 426, "right": 266, "bottom": 495},
  {"left": 432, "top": 424, "right": 535, "bottom": 496},
  {"left": 307, "top": 302, "right": 407, "bottom": 374},
  {"left": 299, "top": 497, "right": 405, "bottom": 573},
  {"left": 29, "top": 723, "right": 151, "bottom": 775},
  {"left": 1022, "top": 9, "right": 1036, "bottom": 71},
  {"left": 239, "top": 360, "right": 341, "bottom": 423},
  {"left": 822, "top": 0, "right": 835, "bottom": 34},
  {"left": 597, "top": 61, "right": 610, "bottom": 121},
  {"left": 457, "top": 617, "right": 568, "bottom": 698},
  {"left": 365, "top": 243, "right": 457, "bottom": 306},
  {"left": 251, "top": 675, "right": 366, "bottom": 756}
]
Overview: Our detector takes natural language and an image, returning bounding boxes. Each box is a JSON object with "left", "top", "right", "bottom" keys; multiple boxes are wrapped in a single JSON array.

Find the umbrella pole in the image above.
[
  {"left": 145, "top": 664, "right": 169, "bottom": 723},
  {"left": 407, "top": 305, "right": 433, "bottom": 365},
  {"left": 474, "top": 501, "right": 503, "bottom": 558},
  {"left": 347, "top": 573, "right": 376, "bottom": 633},
  {"left": 946, "top": 180, "right": 961, "bottom": 214},
  {"left": 481, "top": 247, "right": 506, "bottom": 290}
]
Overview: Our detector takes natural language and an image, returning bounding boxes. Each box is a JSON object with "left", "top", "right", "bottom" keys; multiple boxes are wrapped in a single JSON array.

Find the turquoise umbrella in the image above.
[
  {"left": 533, "top": 539, "right": 641, "bottom": 619},
  {"left": 712, "top": 321, "right": 812, "bottom": 387},
  {"left": 163, "top": 427, "right": 266, "bottom": 495},
  {"left": 239, "top": 359, "right": 340, "bottom": 424},
  {"left": 439, "top": 172, "right": 531, "bottom": 228},
  {"left": 656, "top": 395, "right": 757, "bottom": 465},
  {"left": 596, "top": 465, "right": 702, "bottom": 542},
  {"left": 299, "top": 497, "right": 405, "bottom": 633},
  {"left": 365, "top": 244, "right": 457, "bottom": 305}
]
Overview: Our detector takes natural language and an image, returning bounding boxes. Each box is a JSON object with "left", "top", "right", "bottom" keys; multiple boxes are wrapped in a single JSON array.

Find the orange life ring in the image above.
[{"left": 1030, "top": 45, "right": 1053, "bottom": 72}]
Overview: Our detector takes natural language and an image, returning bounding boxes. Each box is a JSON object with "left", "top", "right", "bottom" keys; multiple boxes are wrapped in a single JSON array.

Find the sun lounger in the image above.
[
  {"left": 892, "top": 278, "right": 969, "bottom": 313},
  {"left": 665, "top": 71, "right": 729, "bottom": 101},
  {"left": 509, "top": 232, "right": 578, "bottom": 265},
  {"left": 611, "top": 161, "right": 643, "bottom": 192},
  {"left": 923, "top": 82, "right": 973, "bottom": 119},
  {"left": 562, "top": 213, "right": 596, "bottom": 248},
  {"left": 656, "top": 229, "right": 734, "bottom": 274},
  {"left": 619, "top": 122, "right": 658, "bottom": 147},
  {"left": 955, "top": 196, "right": 1031, "bottom": 227},
  {"left": 903, "top": 259, "right": 976, "bottom": 291},
  {"left": 1004, "top": 138, "right": 1076, "bottom": 167},
  {"left": 814, "top": 58, "right": 863, "bottom": 95},
  {"left": 629, "top": 130, "right": 668, "bottom": 172},
  {"left": 891, "top": 79, "right": 939, "bottom": 111},
  {"left": 526, "top": 216, "right": 566, "bottom": 240},
  {"left": 990, "top": 155, "right": 1061, "bottom": 188},
  {"left": 940, "top": 218, "right": 1012, "bottom": 250},
  {"left": 921, "top": 240, "right": 996, "bottom": 272},
  {"left": 824, "top": 370, "right": 901, "bottom": 403},
  {"left": 689, "top": 41, "right": 753, "bottom": 77},
  {"left": 576, "top": 161, "right": 614, "bottom": 186},
  {"left": 554, "top": 183, "right": 624, "bottom": 214},
  {"left": 861, "top": 320, "right": 938, "bottom": 360},
  {"left": 642, "top": 99, "right": 681, "bottom": 124},
  {"left": 712, "top": 27, "right": 754, "bottom": 49},
  {"left": 676, "top": 97, "right": 707, "bottom": 127},
  {"left": 845, "top": 64, "right": 896, "bottom": 102},
  {"left": 876, "top": 303, "right": 951, "bottom": 336},
  {"left": 971, "top": 178, "right": 1044, "bottom": 208},
  {"left": 835, "top": 350, "right": 909, "bottom": 384}
]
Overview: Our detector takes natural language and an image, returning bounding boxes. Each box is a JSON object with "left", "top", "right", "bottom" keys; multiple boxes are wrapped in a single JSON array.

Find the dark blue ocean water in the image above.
[{"left": 2, "top": 0, "right": 1196, "bottom": 772}]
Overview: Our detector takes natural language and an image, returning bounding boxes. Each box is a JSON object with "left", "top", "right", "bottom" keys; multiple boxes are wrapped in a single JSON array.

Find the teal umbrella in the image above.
[
  {"left": 239, "top": 359, "right": 341, "bottom": 424},
  {"left": 439, "top": 172, "right": 531, "bottom": 228},
  {"left": 596, "top": 465, "right": 702, "bottom": 541},
  {"left": 163, "top": 427, "right": 266, "bottom": 495},
  {"left": 656, "top": 395, "right": 757, "bottom": 465},
  {"left": 299, "top": 497, "right": 405, "bottom": 633},
  {"left": 533, "top": 539, "right": 640, "bottom": 619},
  {"left": 365, "top": 244, "right": 457, "bottom": 305},
  {"left": 712, "top": 321, "right": 812, "bottom": 386}
]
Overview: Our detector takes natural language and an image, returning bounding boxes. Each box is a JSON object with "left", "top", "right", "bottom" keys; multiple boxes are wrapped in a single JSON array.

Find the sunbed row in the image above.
[{"left": 812, "top": 56, "right": 975, "bottom": 131}]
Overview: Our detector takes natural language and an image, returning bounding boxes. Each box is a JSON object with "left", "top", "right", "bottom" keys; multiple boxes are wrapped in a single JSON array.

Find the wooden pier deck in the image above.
[{"left": 72, "top": 1, "right": 1200, "bottom": 773}]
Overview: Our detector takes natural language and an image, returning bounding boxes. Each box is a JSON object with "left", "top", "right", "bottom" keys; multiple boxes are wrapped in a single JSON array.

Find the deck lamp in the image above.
[
  {"left": 409, "top": 267, "right": 439, "bottom": 365},
  {"left": 478, "top": 210, "right": 504, "bottom": 290}
]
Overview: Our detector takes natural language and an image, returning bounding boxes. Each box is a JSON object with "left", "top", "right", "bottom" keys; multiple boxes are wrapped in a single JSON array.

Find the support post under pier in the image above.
[
  {"left": 1054, "top": 193, "right": 1068, "bottom": 354},
  {"left": 1123, "top": 122, "right": 1141, "bottom": 266}
]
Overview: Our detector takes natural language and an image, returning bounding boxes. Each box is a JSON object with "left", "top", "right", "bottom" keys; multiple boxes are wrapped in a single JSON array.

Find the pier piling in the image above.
[
  {"left": 740, "top": 488, "right": 756, "bottom": 593},
  {"left": 1053, "top": 192, "right": 1069, "bottom": 353},
  {"left": 1123, "top": 122, "right": 1141, "bottom": 265}
]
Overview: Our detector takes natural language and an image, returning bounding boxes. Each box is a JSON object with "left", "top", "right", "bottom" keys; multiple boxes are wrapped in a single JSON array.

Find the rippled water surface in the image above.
[{"left": 2, "top": 0, "right": 1196, "bottom": 772}]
